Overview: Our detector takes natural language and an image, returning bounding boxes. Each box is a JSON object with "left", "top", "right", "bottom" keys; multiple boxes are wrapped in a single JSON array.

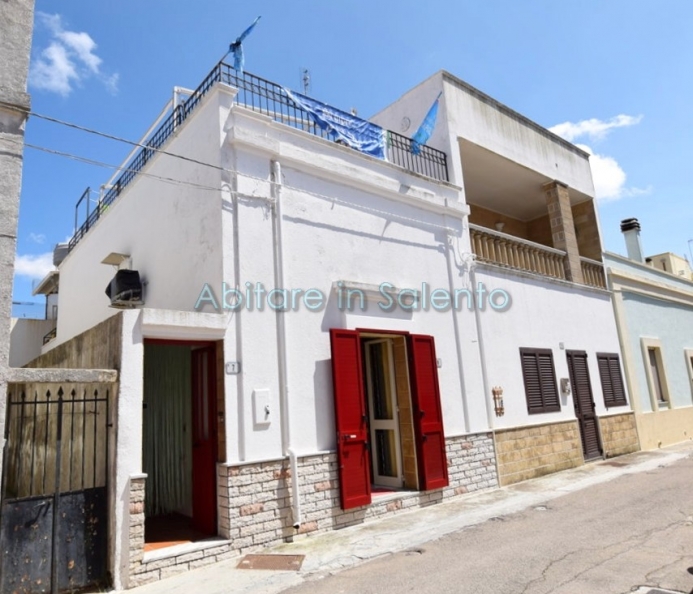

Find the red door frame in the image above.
[
  {"left": 144, "top": 339, "right": 219, "bottom": 534},
  {"left": 191, "top": 344, "right": 218, "bottom": 534}
]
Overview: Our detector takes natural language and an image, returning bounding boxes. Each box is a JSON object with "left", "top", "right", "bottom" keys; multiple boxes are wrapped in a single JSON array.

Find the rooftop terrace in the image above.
[{"left": 68, "top": 59, "right": 449, "bottom": 252}]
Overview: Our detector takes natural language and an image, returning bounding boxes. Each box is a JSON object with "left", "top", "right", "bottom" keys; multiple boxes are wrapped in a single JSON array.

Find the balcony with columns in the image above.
[{"left": 460, "top": 139, "right": 606, "bottom": 290}]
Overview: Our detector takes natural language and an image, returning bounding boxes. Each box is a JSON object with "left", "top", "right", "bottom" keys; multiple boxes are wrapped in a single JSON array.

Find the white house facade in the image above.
[
  {"left": 17, "top": 62, "right": 637, "bottom": 589},
  {"left": 372, "top": 71, "right": 639, "bottom": 484}
]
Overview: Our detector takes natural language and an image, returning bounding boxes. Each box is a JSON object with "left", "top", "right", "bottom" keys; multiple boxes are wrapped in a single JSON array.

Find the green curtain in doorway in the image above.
[{"left": 143, "top": 345, "right": 192, "bottom": 517}]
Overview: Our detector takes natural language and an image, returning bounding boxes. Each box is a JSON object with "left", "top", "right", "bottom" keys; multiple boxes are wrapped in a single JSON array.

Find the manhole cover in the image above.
[{"left": 237, "top": 554, "right": 305, "bottom": 571}]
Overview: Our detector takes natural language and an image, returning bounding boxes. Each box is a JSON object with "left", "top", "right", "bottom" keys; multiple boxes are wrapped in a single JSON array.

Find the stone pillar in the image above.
[
  {"left": 0, "top": 0, "right": 36, "bottom": 478},
  {"left": 543, "top": 181, "right": 583, "bottom": 284},
  {"left": 128, "top": 475, "right": 146, "bottom": 585}
]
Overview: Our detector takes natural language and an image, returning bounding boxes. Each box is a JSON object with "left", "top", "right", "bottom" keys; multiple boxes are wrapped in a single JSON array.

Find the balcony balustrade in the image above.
[
  {"left": 580, "top": 257, "right": 607, "bottom": 289},
  {"left": 470, "top": 224, "right": 607, "bottom": 290},
  {"left": 470, "top": 224, "right": 567, "bottom": 280}
]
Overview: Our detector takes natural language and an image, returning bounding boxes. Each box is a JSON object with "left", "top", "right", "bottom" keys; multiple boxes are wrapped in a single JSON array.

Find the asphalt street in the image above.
[{"left": 280, "top": 456, "right": 693, "bottom": 594}]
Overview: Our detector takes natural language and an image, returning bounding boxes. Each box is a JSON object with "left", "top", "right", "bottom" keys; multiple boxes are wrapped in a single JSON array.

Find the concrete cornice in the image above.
[
  {"left": 607, "top": 267, "right": 693, "bottom": 308},
  {"left": 2, "top": 367, "right": 118, "bottom": 383},
  {"left": 476, "top": 261, "right": 612, "bottom": 298},
  {"left": 606, "top": 251, "right": 693, "bottom": 287},
  {"left": 441, "top": 71, "right": 590, "bottom": 160},
  {"left": 227, "top": 105, "right": 469, "bottom": 221}
]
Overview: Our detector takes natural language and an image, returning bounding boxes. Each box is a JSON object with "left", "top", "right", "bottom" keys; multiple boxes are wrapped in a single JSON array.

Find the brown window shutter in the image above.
[
  {"left": 597, "top": 356, "right": 614, "bottom": 405},
  {"left": 538, "top": 353, "right": 560, "bottom": 411},
  {"left": 520, "top": 348, "right": 560, "bottom": 414},
  {"left": 597, "top": 353, "right": 627, "bottom": 407}
]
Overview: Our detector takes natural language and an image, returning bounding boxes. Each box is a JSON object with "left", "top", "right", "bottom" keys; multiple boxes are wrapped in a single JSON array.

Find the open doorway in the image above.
[
  {"left": 362, "top": 334, "right": 418, "bottom": 491},
  {"left": 330, "top": 329, "right": 448, "bottom": 510},
  {"left": 142, "top": 341, "right": 220, "bottom": 551}
]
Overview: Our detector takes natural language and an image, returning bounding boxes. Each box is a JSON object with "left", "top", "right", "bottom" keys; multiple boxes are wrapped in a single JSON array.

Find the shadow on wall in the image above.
[{"left": 314, "top": 359, "right": 335, "bottom": 450}]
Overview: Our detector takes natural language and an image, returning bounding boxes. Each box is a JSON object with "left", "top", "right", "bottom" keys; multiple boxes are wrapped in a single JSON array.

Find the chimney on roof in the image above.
[{"left": 620, "top": 218, "right": 644, "bottom": 263}]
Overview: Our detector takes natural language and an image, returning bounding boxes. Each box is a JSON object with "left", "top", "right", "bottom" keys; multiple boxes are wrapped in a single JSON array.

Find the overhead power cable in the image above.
[
  {"left": 29, "top": 111, "right": 227, "bottom": 174},
  {"left": 22, "top": 142, "right": 223, "bottom": 193},
  {"left": 12, "top": 125, "right": 461, "bottom": 234}
]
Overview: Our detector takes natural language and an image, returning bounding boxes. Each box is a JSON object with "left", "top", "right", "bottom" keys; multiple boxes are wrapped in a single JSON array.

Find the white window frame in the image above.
[{"left": 640, "top": 338, "right": 671, "bottom": 411}]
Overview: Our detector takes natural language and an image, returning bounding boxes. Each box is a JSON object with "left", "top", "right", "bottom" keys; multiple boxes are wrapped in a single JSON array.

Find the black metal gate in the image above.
[{"left": 0, "top": 386, "right": 110, "bottom": 594}]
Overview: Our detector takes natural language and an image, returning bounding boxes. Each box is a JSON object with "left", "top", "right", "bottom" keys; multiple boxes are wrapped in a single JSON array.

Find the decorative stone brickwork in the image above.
[
  {"left": 443, "top": 433, "right": 498, "bottom": 496},
  {"left": 127, "top": 471, "right": 238, "bottom": 588},
  {"left": 127, "top": 476, "right": 147, "bottom": 586},
  {"left": 571, "top": 200, "right": 602, "bottom": 262},
  {"left": 126, "top": 433, "right": 497, "bottom": 588},
  {"left": 495, "top": 420, "right": 584, "bottom": 486},
  {"left": 218, "top": 432, "right": 497, "bottom": 546},
  {"left": 543, "top": 181, "right": 584, "bottom": 284},
  {"left": 599, "top": 412, "right": 640, "bottom": 458}
]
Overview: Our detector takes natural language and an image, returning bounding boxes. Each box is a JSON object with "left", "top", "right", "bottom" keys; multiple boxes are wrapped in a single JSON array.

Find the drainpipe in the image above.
[
  {"left": 444, "top": 231, "right": 471, "bottom": 433},
  {"left": 271, "top": 160, "right": 301, "bottom": 529},
  {"left": 468, "top": 260, "right": 502, "bottom": 486},
  {"left": 469, "top": 263, "right": 495, "bottom": 431}
]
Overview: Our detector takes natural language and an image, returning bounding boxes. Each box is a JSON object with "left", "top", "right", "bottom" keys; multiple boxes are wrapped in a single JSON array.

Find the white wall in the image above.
[
  {"left": 371, "top": 71, "right": 594, "bottom": 197},
  {"left": 8, "top": 318, "right": 55, "bottom": 367},
  {"left": 89, "top": 88, "right": 488, "bottom": 583},
  {"left": 213, "top": 104, "right": 485, "bottom": 463},
  {"left": 53, "top": 86, "right": 235, "bottom": 348},
  {"left": 475, "top": 265, "right": 625, "bottom": 428}
]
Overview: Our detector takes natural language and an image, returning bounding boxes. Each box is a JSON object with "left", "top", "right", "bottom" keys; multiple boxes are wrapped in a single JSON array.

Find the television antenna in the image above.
[{"left": 301, "top": 68, "right": 311, "bottom": 94}]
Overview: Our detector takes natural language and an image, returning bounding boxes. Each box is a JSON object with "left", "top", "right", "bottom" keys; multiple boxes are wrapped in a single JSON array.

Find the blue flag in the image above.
[
  {"left": 284, "top": 88, "right": 387, "bottom": 160},
  {"left": 230, "top": 16, "right": 261, "bottom": 73},
  {"left": 411, "top": 92, "right": 442, "bottom": 155}
]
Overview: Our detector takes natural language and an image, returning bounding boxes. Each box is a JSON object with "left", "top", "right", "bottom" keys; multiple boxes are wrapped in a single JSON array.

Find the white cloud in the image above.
[
  {"left": 29, "top": 13, "right": 118, "bottom": 97},
  {"left": 28, "top": 233, "right": 46, "bottom": 244},
  {"left": 14, "top": 253, "right": 54, "bottom": 280},
  {"left": 576, "top": 144, "right": 651, "bottom": 202},
  {"left": 103, "top": 72, "right": 120, "bottom": 95},
  {"left": 30, "top": 42, "right": 78, "bottom": 96},
  {"left": 549, "top": 114, "right": 643, "bottom": 143}
]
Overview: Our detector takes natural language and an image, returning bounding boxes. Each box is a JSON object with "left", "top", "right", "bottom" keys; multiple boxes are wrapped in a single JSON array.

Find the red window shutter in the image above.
[
  {"left": 329, "top": 329, "right": 371, "bottom": 510},
  {"left": 408, "top": 334, "right": 449, "bottom": 491}
]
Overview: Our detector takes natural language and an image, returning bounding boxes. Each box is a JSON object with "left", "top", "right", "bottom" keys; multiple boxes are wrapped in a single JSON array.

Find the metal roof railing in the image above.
[{"left": 69, "top": 60, "right": 449, "bottom": 252}]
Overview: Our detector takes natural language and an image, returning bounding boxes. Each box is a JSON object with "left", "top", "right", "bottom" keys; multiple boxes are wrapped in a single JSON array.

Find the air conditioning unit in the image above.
[{"left": 105, "top": 269, "right": 144, "bottom": 308}]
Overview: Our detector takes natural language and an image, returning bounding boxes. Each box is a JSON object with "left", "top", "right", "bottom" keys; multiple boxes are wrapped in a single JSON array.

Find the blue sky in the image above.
[{"left": 13, "top": 0, "right": 693, "bottom": 317}]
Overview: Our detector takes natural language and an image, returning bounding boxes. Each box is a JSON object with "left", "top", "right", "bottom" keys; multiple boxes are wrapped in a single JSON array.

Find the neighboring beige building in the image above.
[
  {"left": 605, "top": 219, "right": 693, "bottom": 451},
  {"left": 646, "top": 251, "right": 693, "bottom": 280}
]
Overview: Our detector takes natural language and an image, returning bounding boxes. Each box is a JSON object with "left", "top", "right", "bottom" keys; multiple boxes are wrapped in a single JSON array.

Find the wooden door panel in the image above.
[
  {"left": 567, "top": 351, "right": 602, "bottom": 461},
  {"left": 191, "top": 345, "right": 218, "bottom": 534},
  {"left": 408, "top": 335, "right": 449, "bottom": 491},
  {"left": 330, "top": 329, "right": 372, "bottom": 510}
]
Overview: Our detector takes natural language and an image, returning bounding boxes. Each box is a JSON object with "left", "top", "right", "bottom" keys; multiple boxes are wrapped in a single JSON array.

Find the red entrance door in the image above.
[{"left": 191, "top": 345, "right": 218, "bottom": 534}]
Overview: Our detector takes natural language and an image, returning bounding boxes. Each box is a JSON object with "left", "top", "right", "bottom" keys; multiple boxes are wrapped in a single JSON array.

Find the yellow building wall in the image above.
[{"left": 635, "top": 406, "right": 693, "bottom": 450}]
